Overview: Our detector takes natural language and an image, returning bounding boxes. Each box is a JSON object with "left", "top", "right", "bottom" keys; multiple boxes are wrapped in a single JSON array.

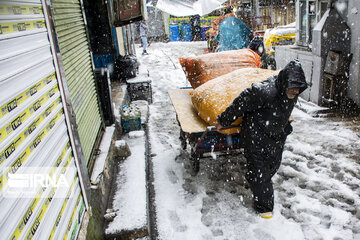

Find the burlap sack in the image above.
[
  {"left": 190, "top": 68, "right": 279, "bottom": 134},
  {"left": 179, "top": 49, "right": 261, "bottom": 89}
]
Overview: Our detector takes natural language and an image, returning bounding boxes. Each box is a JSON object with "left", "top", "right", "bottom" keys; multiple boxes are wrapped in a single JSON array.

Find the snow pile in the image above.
[
  {"left": 105, "top": 131, "right": 147, "bottom": 234},
  {"left": 90, "top": 125, "right": 115, "bottom": 185},
  {"left": 115, "top": 140, "right": 126, "bottom": 148},
  {"left": 128, "top": 130, "right": 145, "bottom": 138}
]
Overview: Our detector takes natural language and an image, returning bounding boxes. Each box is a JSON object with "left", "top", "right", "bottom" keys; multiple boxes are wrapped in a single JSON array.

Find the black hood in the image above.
[
  {"left": 276, "top": 59, "right": 307, "bottom": 97},
  {"left": 248, "top": 36, "right": 265, "bottom": 56}
]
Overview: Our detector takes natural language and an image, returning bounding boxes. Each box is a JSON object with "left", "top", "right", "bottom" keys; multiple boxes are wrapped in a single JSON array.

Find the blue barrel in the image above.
[
  {"left": 200, "top": 26, "right": 210, "bottom": 41},
  {"left": 169, "top": 24, "right": 180, "bottom": 41},
  {"left": 93, "top": 54, "right": 114, "bottom": 69},
  {"left": 181, "top": 24, "right": 192, "bottom": 41}
]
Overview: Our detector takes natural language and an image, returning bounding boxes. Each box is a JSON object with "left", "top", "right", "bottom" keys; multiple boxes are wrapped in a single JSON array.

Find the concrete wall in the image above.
[
  {"left": 276, "top": 0, "right": 360, "bottom": 107},
  {"left": 347, "top": 0, "right": 360, "bottom": 106},
  {"left": 275, "top": 46, "right": 321, "bottom": 104}
]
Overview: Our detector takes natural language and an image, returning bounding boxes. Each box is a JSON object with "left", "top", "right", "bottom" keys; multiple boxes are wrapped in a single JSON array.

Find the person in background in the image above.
[
  {"left": 140, "top": 20, "right": 149, "bottom": 55},
  {"left": 216, "top": 59, "right": 307, "bottom": 219},
  {"left": 248, "top": 36, "right": 277, "bottom": 70},
  {"left": 190, "top": 15, "right": 201, "bottom": 41}
]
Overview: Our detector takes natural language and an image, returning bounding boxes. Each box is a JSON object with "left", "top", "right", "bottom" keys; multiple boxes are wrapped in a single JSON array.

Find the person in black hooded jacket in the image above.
[
  {"left": 248, "top": 36, "right": 277, "bottom": 70},
  {"left": 216, "top": 59, "right": 307, "bottom": 219}
]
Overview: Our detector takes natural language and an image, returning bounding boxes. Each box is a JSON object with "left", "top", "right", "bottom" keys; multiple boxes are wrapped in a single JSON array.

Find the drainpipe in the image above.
[
  {"left": 254, "top": 0, "right": 260, "bottom": 17},
  {"left": 251, "top": 0, "right": 260, "bottom": 30}
]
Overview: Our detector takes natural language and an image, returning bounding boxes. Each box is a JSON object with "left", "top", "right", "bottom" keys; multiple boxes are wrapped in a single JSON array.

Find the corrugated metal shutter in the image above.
[
  {"left": 51, "top": 0, "right": 103, "bottom": 166},
  {"left": 0, "top": 1, "right": 85, "bottom": 239}
]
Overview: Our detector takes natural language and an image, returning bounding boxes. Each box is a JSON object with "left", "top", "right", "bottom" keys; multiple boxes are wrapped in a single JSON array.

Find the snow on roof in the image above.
[
  {"left": 156, "top": 0, "right": 227, "bottom": 17},
  {"left": 265, "top": 22, "right": 296, "bottom": 37}
]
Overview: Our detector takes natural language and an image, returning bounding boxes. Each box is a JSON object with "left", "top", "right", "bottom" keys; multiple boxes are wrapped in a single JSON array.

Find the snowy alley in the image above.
[{"left": 121, "top": 41, "right": 360, "bottom": 240}]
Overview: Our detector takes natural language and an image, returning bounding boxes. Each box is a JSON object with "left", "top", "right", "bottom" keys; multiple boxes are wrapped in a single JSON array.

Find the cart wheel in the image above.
[
  {"left": 181, "top": 139, "right": 187, "bottom": 150},
  {"left": 179, "top": 130, "right": 187, "bottom": 150},
  {"left": 189, "top": 152, "right": 200, "bottom": 175}
]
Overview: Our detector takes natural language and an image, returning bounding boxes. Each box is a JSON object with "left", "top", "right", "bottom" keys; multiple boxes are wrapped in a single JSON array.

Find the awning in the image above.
[{"left": 155, "top": 0, "right": 227, "bottom": 17}]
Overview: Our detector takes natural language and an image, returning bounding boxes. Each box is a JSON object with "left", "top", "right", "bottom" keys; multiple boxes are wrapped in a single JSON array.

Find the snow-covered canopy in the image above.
[
  {"left": 156, "top": 0, "right": 228, "bottom": 17},
  {"left": 264, "top": 22, "right": 296, "bottom": 37}
]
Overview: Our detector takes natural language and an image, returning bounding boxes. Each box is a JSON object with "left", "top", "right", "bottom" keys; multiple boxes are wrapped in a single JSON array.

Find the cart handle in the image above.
[{"left": 215, "top": 124, "right": 241, "bottom": 130}]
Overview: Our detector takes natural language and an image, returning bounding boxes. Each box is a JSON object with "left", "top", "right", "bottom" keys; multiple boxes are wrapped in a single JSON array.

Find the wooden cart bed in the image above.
[{"left": 168, "top": 88, "right": 208, "bottom": 134}]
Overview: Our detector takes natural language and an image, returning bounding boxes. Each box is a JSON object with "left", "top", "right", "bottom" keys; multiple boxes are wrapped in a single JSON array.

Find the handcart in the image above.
[{"left": 168, "top": 88, "right": 244, "bottom": 175}]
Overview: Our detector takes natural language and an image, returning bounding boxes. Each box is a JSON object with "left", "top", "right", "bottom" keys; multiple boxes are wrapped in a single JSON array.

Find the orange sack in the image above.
[
  {"left": 190, "top": 68, "right": 279, "bottom": 134},
  {"left": 179, "top": 49, "right": 261, "bottom": 89}
]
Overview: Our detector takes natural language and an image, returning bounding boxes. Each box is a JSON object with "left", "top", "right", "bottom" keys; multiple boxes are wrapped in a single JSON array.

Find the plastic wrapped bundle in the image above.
[
  {"left": 179, "top": 49, "right": 260, "bottom": 89},
  {"left": 190, "top": 68, "right": 279, "bottom": 134}
]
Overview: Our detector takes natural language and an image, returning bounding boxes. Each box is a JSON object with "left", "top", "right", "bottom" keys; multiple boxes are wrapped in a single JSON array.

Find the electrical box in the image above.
[
  {"left": 324, "top": 51, "right": 342, "bottom": 76},
  {"left": 126, "top": 79, "right": 152, "bottom": 104}
]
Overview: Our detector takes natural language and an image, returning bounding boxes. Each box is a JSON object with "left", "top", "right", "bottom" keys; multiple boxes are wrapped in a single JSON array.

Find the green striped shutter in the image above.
[
  {"left": 0, "top": 1, "right": 86, "bottom": 238},
  {"left": 51, "top": 0, "right": 103, "bottom": 165}
]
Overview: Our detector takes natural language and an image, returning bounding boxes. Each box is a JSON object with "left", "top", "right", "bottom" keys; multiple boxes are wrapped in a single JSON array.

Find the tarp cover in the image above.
[
  {"left": 214, "top": 16, "right": 252, "bottom": 52},
  {"left": 156, "top": 0, "right": 227, "bottom": 17}
]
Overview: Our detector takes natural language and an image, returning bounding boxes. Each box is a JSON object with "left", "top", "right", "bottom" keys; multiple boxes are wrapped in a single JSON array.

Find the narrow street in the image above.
[
  {"left": 139, "top": 41, "right": 360, "bottom": 240},
  {"left": 2, "top": 1, "right": 360, "bottom": 239}
]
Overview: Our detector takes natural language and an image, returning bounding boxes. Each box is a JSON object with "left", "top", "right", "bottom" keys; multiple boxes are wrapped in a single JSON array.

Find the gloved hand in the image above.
[
  {"left": 284, "top": 121, "right": 293, "bottom": 136},
  {"left": 215, "top": 121, "right": 223, "bottom": 132}
]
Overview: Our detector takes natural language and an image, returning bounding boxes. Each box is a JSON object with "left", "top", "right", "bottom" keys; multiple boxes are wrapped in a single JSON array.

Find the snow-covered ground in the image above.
[{"left": 135, "top": 41, "right": 360, "bottom": 240}]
